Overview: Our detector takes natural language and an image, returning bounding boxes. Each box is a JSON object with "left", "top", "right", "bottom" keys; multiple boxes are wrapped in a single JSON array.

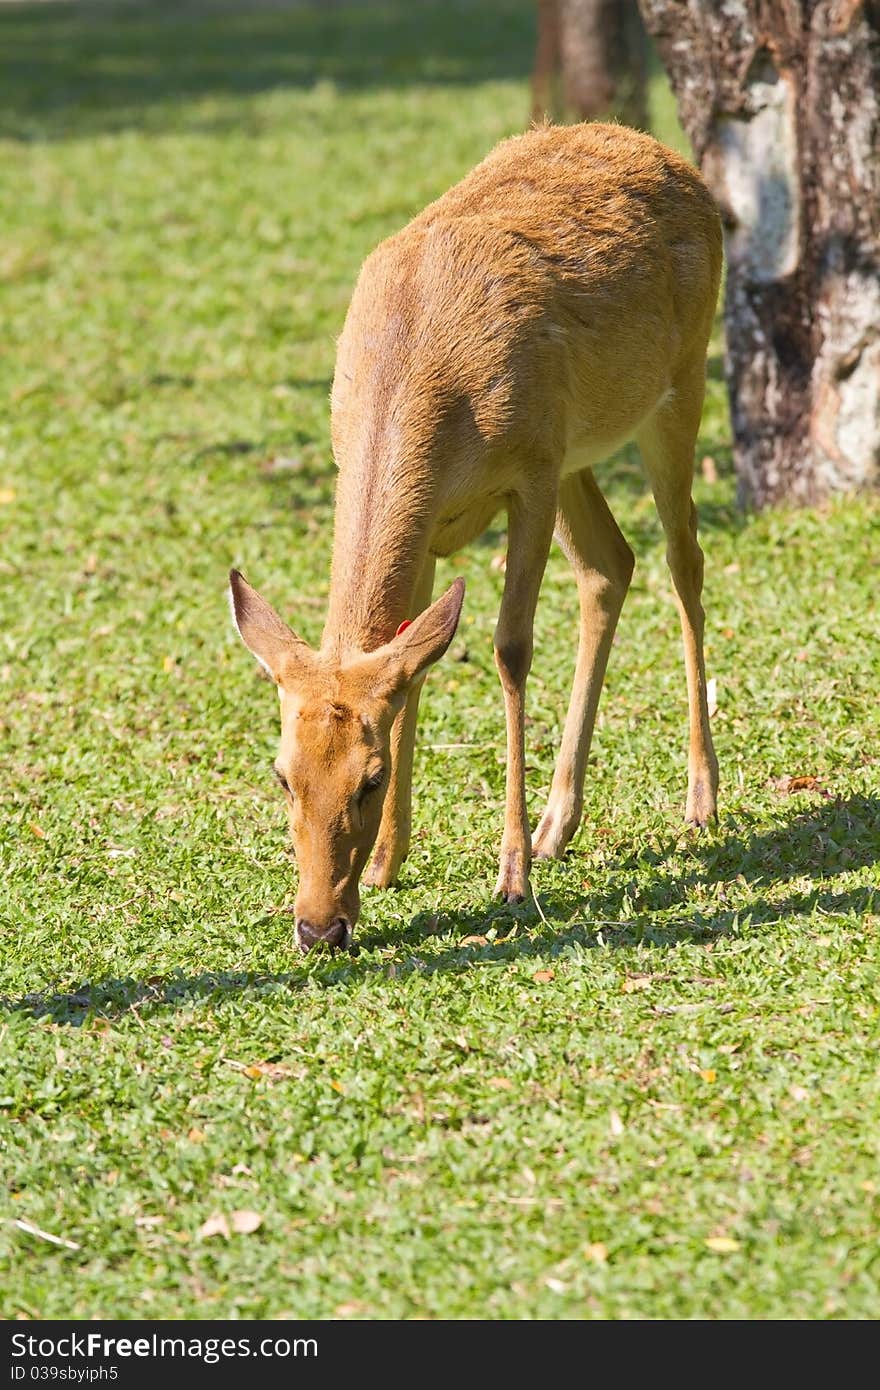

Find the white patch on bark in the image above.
[
  {"left": 812, "top": 268, "right": 880, "bottom": 492},
  {"left": 716, "top": 54, "right": 800, "bottom": 282},
  {"left": 835, "top": 343, "right": 880, "bottom": 486}
]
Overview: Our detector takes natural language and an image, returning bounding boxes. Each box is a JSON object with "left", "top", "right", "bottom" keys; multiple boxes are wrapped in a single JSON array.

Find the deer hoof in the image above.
[
  {"left": 685, "top": 776, "right": 717, "bottom": 828},
  {"left": 494, "top": 850, "right": 529, "bottom": 903}
]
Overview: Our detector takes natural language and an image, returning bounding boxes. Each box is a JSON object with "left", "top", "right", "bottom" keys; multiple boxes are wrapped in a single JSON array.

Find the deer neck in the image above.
[{"left": 321, "top": 452, "right": 434, "bottom": 655}]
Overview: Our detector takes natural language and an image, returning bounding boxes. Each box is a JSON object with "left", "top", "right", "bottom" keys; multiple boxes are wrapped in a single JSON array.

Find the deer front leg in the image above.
[
  {"left": 363, "top": 555, "right": 436, "bottom": 889},
  {"left": 493, "top": 488, "right": 556, "bottom": 903}
]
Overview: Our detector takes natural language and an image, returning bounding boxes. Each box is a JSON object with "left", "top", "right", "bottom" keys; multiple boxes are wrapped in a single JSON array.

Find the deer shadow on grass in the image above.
[
  {"left": 371, "top": 791, "right": 880, "bottom": 958},
  {"left": 4, "top": 796, "right": 876, "bottom": 1024}
]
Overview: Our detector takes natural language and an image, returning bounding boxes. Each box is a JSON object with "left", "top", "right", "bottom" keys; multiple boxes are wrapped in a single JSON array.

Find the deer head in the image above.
[{"left": 229, "top": 569, "right": 464, "bottom": 952}]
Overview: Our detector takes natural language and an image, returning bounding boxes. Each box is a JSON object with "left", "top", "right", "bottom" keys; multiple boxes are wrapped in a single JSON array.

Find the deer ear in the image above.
[
  {"left": 228, "top": 570, "right": 313, "bottom": 685},
  {"left": 371, "top": 578, "right": 466, "bottom": 695}
]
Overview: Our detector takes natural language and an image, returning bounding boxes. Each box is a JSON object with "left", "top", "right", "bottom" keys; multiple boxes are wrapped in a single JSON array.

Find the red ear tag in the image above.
[{"left": 395, "top": 619, "right": 412, "bottom": 637}]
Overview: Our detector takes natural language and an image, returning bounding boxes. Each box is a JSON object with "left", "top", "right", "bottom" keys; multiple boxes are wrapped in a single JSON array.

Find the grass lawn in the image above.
[{"left": 2, "top": 0, "right": 879, "bottom": 1320}]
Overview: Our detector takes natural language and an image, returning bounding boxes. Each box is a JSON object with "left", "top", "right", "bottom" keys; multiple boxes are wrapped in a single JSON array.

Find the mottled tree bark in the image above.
[
  {"left": 532, "top": 0, "right": 649, "bottom": 130},
  {"left": 639, "top": 0, "right": 880, "bottom": 507}
]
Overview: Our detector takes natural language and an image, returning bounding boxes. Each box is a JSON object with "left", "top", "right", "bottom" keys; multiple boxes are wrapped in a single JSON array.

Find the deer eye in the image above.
[{"left": 357, "top": 767, "right": 386, "bottom": 803}]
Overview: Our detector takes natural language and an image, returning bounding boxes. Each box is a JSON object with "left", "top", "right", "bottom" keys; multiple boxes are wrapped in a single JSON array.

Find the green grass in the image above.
[{"left": 2, "top": 0, "right": 879, "bottom": 1321}]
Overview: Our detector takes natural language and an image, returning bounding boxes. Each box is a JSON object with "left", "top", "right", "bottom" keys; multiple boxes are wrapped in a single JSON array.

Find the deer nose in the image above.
[{"left": 296, "top": 917, "right": 351, "bottom": 953}]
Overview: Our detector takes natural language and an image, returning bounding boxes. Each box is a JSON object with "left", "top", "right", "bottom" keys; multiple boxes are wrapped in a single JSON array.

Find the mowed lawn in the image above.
[{"left": 2, "top": 0, "right": 879, "bottom": 1320}]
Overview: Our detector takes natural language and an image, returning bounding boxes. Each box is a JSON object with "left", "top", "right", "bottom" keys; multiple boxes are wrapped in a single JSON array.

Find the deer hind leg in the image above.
[
  {"left": 635, "top": 369, "right": 718, "bottom": 827},
  {"left": 493, "top": 484, "right": 557, "bottom": 903},
  {"left": 532, "top": 467, "right": 634, "bottom": 860},
  {"left": 363, "top": 554, "right": 437, "bottom": 889}
]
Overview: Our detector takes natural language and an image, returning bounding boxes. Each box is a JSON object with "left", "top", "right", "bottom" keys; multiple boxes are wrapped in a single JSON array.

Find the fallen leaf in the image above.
[
  {"left": 622, "top": 974, "right": 652, "bottom": 993},
  {"left": 488, "top": 1077, "right": 513, "bottom": 1090},
  {"left": 162, "top": 655, "right": 176, "bottom": 673},
  {"left": 771, "top": 774, "right": 827, "bottom": 796},
  {"left": 705, "top": 1236, "right": 740, "bottom": 1253},
  {"left": 230, "top": 1210, "right": 262, "bottom": 1235},
  {"left": 460, "top": 934, "right": 488, "bottom": 947},
  {"left": 187, "top": 1127, "right": 206, "bottom": 1143},
  {"left": 700, "top": 1069, "right": 717, "bottom": 1083},
  {"left": 28, "top": 823, "right": 46, "bottom": 839},
  {"left": 609, "top": 1109, "right": 624, "bottom": 1137},
  {"left": 197, "top": 1213, "right": 230, "bottom": 1240},
  {"left": 223, "top": 1058, "right": 295, "bottom": 1082},
  {"left": 585, "top": 1242, "right": 608, "bottom": 1263},
  {"left": 859, "top": 1180, "right": 875, "bottom": 1193},
  {"left": 532, "top": 969, "right": 554, "bottom": 983},
  {"left": 0, "top": 487, "right": 16, "bottom": 505},
  {"left": 330, "top": 1079, "right": 346, "bottom": 1094}
]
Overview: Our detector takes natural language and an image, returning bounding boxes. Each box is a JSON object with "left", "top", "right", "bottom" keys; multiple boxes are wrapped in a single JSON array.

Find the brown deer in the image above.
[{"left": 230, "top": 122, "right": 721, "bottom": 953}]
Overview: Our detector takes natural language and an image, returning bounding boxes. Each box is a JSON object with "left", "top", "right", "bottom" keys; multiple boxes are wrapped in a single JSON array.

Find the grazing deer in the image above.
[{"left": 231, "top": 122, "right": 721, "bottom": 953}]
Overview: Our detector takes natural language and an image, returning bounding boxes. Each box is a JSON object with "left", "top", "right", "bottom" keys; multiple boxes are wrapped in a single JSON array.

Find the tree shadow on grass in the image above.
[
  {"left": 4, "top": 796, "right": 876, "bottom": 1025},
  {"left": 1, "top": 0, "right": 536, "bottom": 142}
]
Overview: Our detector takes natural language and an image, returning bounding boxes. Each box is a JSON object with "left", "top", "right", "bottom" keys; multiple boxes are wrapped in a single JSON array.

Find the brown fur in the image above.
[{"left": 231, "top": 123, "right": 722, "bottom": 951}]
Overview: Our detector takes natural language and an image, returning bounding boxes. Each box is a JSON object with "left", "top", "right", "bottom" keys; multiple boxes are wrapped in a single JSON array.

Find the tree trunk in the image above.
[
  {"left": 533, "top": 0, "right": 649, "bottom": 130},
  {"left": 638, "top": 0, "right": 880, "bottom": 507}
]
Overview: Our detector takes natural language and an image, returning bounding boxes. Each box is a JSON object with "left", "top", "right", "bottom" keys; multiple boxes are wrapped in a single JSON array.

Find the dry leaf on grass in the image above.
[
  {"left": 771, "top": 774, "right": 829, "bottom": 796},
  {"left": 230, "top": 1210, "right": 263, "bottom": 1235},
  {"left": 705, "top": 1236, "right": 740, "bottom": 1253},
  {"left": 609, "top": 1110, "right": 625, "bottom": 1137},
  {"left": 622, "top": 974, "right": 652, "bottom": 993},
  {"left": 585, "top": 1242, "right": 608, "bottom": 1263},
  {"left": 197, "top": 1213, "right": 229, "bottom": 1240},
  {"left": 532, "top": 969, "right": 554, "bottom": 983},
  {"left": 460, "top": 934, "right": 488, "bottom": 947},
  {"left": 222, "top": 1057, "right": 295, "bottom": 1082},
  {"left": 198, "top": 1210, "right": 263, "bottom": 1238}
]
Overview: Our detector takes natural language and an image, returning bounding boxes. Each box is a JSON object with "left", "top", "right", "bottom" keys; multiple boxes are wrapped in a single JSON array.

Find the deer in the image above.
[{"left": 230, "top": 122, "right": 722, "bottom": 954}]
